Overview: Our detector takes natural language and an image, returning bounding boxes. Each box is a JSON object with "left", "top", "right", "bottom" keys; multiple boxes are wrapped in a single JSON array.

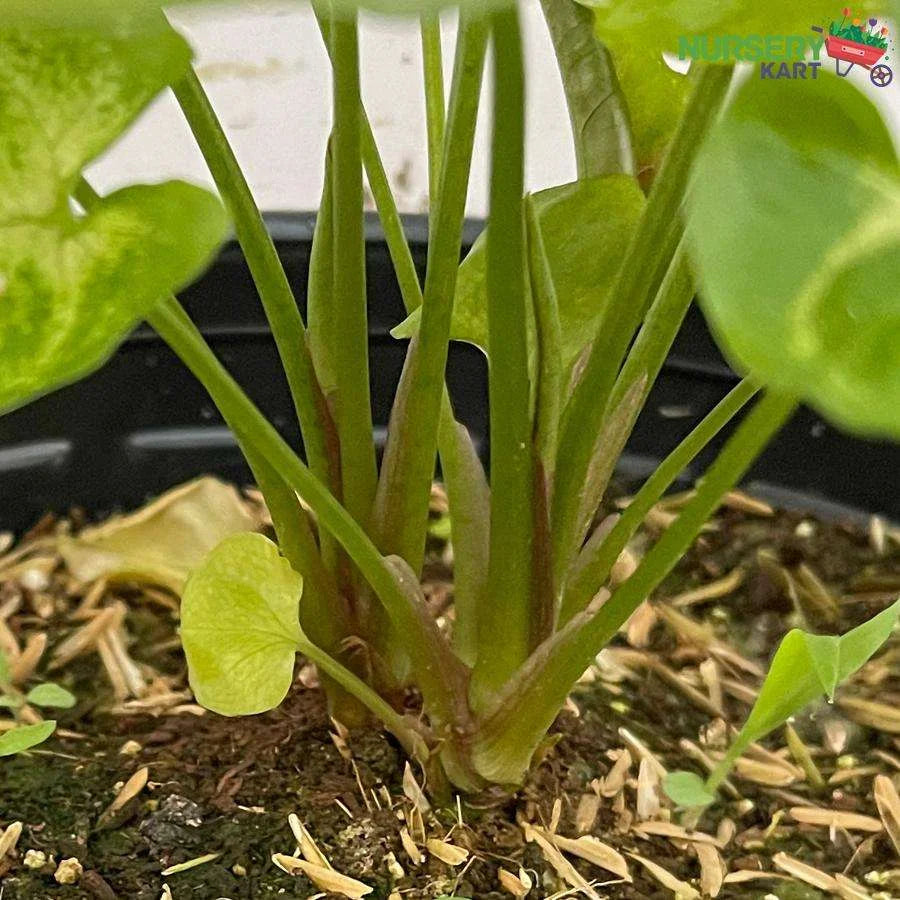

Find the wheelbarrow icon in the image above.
[{"left": 812, "top": 24, "right": 893, "bottom": 86}]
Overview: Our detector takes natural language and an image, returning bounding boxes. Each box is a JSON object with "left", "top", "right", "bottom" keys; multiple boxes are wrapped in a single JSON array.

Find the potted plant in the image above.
[{"left": 1, "top": 0, "right": 898, "bottom": 896}]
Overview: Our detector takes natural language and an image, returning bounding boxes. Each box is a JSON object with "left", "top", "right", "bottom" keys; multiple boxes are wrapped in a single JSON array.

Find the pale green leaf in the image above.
[
  {"left": 0, "top": 650, "right": 9, "bottom": 683},
  {"left": 59, "top": 477, "right": 259, "bottom": 593},
  {"left": 0, "top": 26, "right": 191, "bottom": 221},
  {"left": 688, "top": 74, "right": 900, "bottom": 438},
  {"left": 3, "top": 0, "right": 513, "bottom": 27},
  {"left": 733, "top": 598, "right": 900, "bottom": 765},
  {"left": 393, "top": 176, "right": 645, "bottom": 374},
  {"left": 0, "top": 26, "right": 228, "bottom": 415},
  {"left": 181, "top": 532, "right": 304, "bottom": 716},
  {"left": 26, "top": 683, "right": 76, "bottom": 709},
  {"left": 540, "top": 0, "right": 634, "bottom": 178},
  {"left": 595, "top": 22, "right": 690, "bottom": 182},
  {"left": 0, "top": 721, "right": 56, "bottom": 756},
  {"left": 663, "top": 771, "right": 715, "bottom": 808},
  {"left": 0, "top": 696, "right": 23, "bottom": 710}
]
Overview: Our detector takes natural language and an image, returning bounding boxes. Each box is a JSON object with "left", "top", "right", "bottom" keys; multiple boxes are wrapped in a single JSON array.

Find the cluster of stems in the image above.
[{"left": 84, "top": 1, "right": 797, "bottom": 790}]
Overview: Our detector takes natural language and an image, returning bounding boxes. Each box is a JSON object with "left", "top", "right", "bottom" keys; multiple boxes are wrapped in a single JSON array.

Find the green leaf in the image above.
[
  {"left": 688, "top": 74, "right": 900, "bottom": 439},
  {"left": 663, "top": 771, "right": 716, "bottom": 808},
  {"left": 724, "top": 599, "right": 900, "bottom": 776},
  {"left": 180, "top": 532, "right": 304, "bottom": 717},
  {"left": 1, "top": 26, "right": 191, "bottom": 221},
  {"left": 59, "top": 477, "right": 258, "bottom": 594},
  {"left": 0, "top": 696, "right": 23, "bottom": 710},
  {"left": 4, "top": 0, "right": 513, "bottom": 28},
  {"left": 25, "top": 683, "right": 77, "bottom": 710},
  {"left": 0, "top": 650, "right": 9, "bottom": 683},
  {"left": 0, "top": 721, "right": 56, "bottom": 756},
  {"left": 596, "top": 23, "right": 690, "bottom": 182},
  {"left": 393, "top": 176, "right": 645, "bottom": 375},
  {"left": 540, "top": 0, "right": 634, "bottom": 178},
  {"left": 0, "top": 26, "right": 227, "bottom": 415}
]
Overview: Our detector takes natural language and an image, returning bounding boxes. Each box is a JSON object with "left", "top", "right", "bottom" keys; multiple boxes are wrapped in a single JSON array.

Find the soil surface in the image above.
[{"left": 1, "top": 483, "right": 899, "bottom": 899}]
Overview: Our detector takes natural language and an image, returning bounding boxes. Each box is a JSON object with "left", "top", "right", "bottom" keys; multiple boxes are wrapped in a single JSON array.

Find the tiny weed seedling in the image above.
[
  {"left": 0, "top": 0, "right": 897, "bottom": 792},
  {"left": 0, "top": 650, "right": 75, "bottom": 756}
]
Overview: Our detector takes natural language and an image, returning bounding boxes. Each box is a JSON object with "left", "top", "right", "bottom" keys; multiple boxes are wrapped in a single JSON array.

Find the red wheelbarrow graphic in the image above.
[{"left": 812, "top": 24, "right": 893, "bottom": 86}]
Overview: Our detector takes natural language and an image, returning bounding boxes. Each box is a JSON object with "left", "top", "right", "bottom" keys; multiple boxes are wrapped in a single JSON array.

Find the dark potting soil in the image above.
[{"left": 1, "top": 492, "right": 899, "bottom": 899}]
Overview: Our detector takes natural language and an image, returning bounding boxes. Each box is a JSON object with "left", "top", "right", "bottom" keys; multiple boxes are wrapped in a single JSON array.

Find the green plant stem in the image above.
[
  {"left": 421, "top": 12, "right": 446, "bottom": 221},
  {"left": 171, "top": 72, "right": 335, "bottom": 498},
  {"left": 472, "top": 391, "right": 797, "bottom": 783},
  {"left": 82, "top": 171, "right": 361, "bottom": 717},
  {"left": 556, "top": 251, "right": 694, "bottom": 571},
  {"left": 330, "top": 10, "right": 378, "bottom": 527},
  {"left": 297, "top": 630, "right": 427, "bottom": 759},
  {"left": 313, "top": 3, "right": 423, "bottom": 315},
  {"left": 146, "top": 296, "right": 467, "bottom": 732},
  {"left": 371, "top": 13, "right": 488, "bottom": 574},
  {"left": 313, "top": 2, "right": 491, "bottom": 665},
  {"left": 149, "top": 297, "right": 353, "bottom": 661},
  {"left": 526, "top": 195, "right": 563, "bottom": 471},
  {"left": 469, "top": 6, "right": 535, "bottom": 710},
  {"left": 72, "top": 178, "right": 343, "bottom": 630},
  {"left": 560, "top": 378, "right": 759, "bottom": 623},
  {"left": 552, "top": 63, "right": 733, "bottom": 577},
  {"left": 539, "top": 0, "right": 634, "bottom": 178},
  {"left": 705, "top": 739, "right": 749, "bottom": 795}
]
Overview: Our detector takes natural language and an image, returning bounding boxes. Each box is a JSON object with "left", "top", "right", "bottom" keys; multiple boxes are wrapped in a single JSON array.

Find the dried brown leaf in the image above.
[
  {"left": 59, "top": 477, "right": 258, "bottom": 593},
  {"left": 839, "top": 697, "right": 900, "bottom": 733},
  {"left": 498, "top": 867, "right": 532, "bottom": 897},
  {"left": 670, "top": 569, "right": 745, "bottom": 608},
  {"left": 399, "top": 827, "right": 424, "bottom": 866},
  {"left": 600, "top": 748, "right": 632, "bottom": 797},
  {"left": 0, "top": 821, "right": 23, "bottom": 858},
  {"left": 402, "top": 762, "right": 431, "bottom": 818},
  {"left": 98, "top": 766, "right": 148, "bottom": 825},
  {"left": 772, "top": 852, "right": 840, "bottom": 892},
  {"left": 732, "top": 755, "right": 798, "bottom": 786},
  {"left": 636, "top": 757, "right": 660, "bottom": 821},
  {"left": 541, "top": 829, "right": 631, "bottom": 881},
  {"left": 575, "top": 792, "right": 600, "bottom": 834},
  {"left": 834, "top": 873, "right": 872, "bottom": 899},
  {"left": 272, "top": 855, "right": 372, "bottom": 897},
  {"left": 633, "top": 822, "right": 722, "bottom": 847},
  {"left": 628, "top": 852, "right": 700, "bottom": 898},
  {"left": 874, "top": 774, "right": 900, "bottom": 856},
  {"left": 9, "top": 633, "right": 47, "bottom": 684},
  {"left": 722, "top": 870, "right": 788, "bottom": 884},
  {"left": 789, "top": 806, "right": 883, "bottom": 832},
  {"left": 288, "top": 814, "right": 331, "bottom": 869},
  {"left": 524, "top": 825, "right": 601, "bottom": 899},
  {"left": 425, "top": 839, "right": 469, "bottom": 866},
  {"left": 695, "top": 843, "right": 726, "bottom": 898}
]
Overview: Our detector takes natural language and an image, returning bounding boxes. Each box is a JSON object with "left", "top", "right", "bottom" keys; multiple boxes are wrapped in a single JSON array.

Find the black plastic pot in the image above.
[{"left": 0, "top": 213, "right": 896, "bottom": 533}]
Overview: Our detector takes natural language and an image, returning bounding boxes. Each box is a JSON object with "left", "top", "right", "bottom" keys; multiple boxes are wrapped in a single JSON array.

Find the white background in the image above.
[{"left": 87, "top": 1, "right": 900, "bottom": 217}]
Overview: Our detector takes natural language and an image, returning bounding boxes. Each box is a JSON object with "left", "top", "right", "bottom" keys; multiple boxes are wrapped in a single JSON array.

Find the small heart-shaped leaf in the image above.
[
  {"left": 181, "top": 533, "right": 304, "bottom": 716},
  {"left": 663, "top": 771, "right": 715, "bottom": 808},
  {"left": 25, "top": 683, "right": 76, "bottom": 709}
]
